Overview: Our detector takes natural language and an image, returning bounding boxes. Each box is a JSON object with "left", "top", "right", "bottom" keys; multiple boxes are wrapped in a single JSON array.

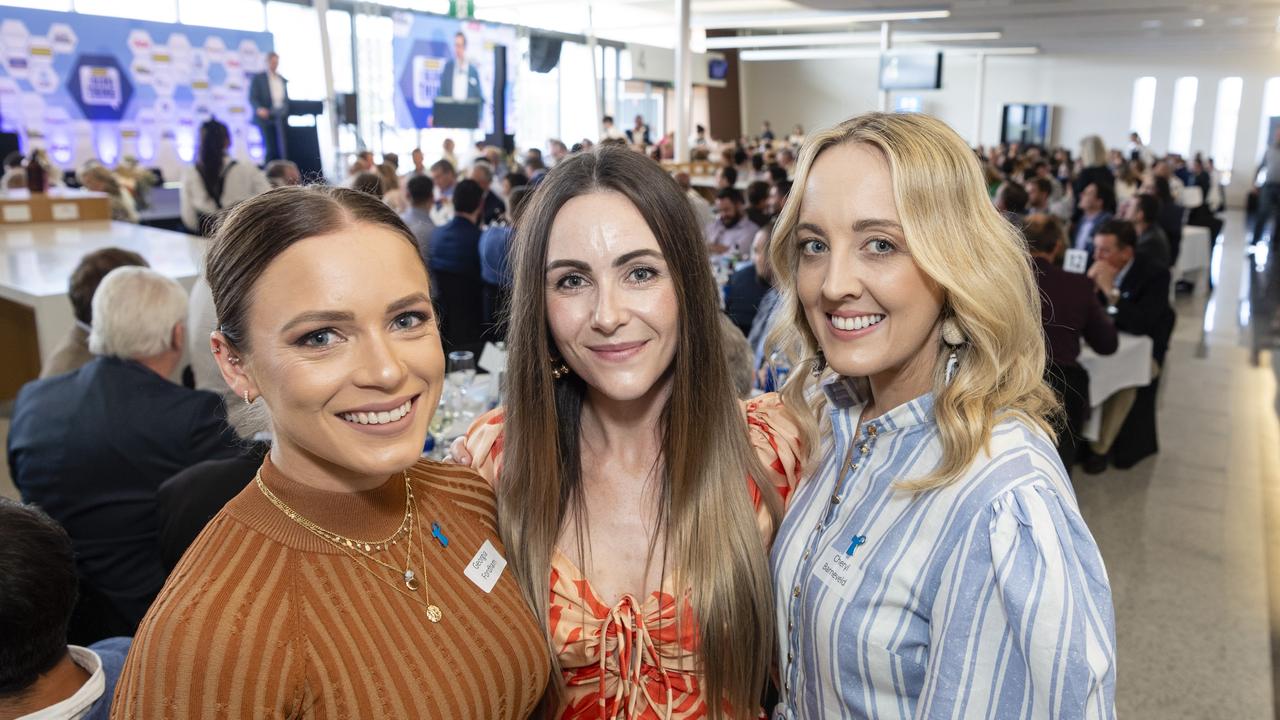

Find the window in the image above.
[
  {"left": 558, "top": 41, "right": 597, "bottom": 146},
  {"left": 1128, "top": 76, "right": 1156, "bottom": 146},
  {"left": 512, "top": 35, "right": 559, "bottom": 155},
  {"left": 1167, "top": 76, "right": 1198, "bottom": 157},
  {"left": 1209, "top": 77, "right": 1242, "bottom": 184},
  {"left": 73, "top": 0, "right": 177, "bottom": 23},
  {"left": 179, "top": 0, "right": 266, "bottom": 32}
]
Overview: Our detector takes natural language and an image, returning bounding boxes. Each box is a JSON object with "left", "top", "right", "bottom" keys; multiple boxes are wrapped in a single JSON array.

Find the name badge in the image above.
[
  {"left": 1063, "top": 248, "right": 1089, "bottom": 274},
  {"left": 464, "top": 539, "right": 507, "bottom": 593},
  {"left": 812, "top": 535, "right": 865, "bottom": 594}
]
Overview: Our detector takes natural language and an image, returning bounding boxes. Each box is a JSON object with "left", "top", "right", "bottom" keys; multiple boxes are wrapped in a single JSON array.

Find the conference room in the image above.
[{"left": 0, "top": 0, "right": 1278, "bottom": 718}]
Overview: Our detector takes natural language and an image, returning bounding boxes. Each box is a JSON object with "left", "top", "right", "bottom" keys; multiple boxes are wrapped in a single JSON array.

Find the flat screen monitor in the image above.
[
  {"left": 879, "top": 51, "right": 942, "bottom": 90},
  {"left": 708, "top": 58, "right": 728, "bottom": 80},
  {"left": 1001, "top": 103, "right": 1054, "bottom": 146}
]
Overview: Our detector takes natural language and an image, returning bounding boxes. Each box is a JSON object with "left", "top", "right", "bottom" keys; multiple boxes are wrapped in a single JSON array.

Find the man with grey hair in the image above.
[{"left": 7, "top": 267, "right": 240, "bottom": 636}]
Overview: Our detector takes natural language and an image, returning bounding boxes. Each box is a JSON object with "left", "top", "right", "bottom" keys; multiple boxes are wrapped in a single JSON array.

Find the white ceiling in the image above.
[{"left": 473, "top": 0, "right": 1280, "bottom": 56}]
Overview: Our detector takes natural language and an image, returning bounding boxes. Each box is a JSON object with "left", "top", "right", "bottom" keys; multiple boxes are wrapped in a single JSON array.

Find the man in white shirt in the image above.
[
  {"left": 0, "top": 499, "right": 131, "bottom": 720},
  {"left": 705, "top": 187, "right": 760, "bottom": 257},
  {"left": 249, "top": 52, "right": 288, "bottom": 163},
  {"left": 439, "top": 32, "right": 482, "bottom": 102}
]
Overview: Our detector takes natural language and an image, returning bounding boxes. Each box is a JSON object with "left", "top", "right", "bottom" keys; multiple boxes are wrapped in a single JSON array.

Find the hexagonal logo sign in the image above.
[
  {"left": 68, "top": 53, "right": 133, "bottom": 121},
  {"left": 47, "top": 23, "right": 76, "bottom": 55}
]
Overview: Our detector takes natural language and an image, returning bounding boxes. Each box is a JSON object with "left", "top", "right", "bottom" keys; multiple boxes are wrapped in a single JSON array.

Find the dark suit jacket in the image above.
[
  {"left": 6, "top": 357, "right": 241, "bottom": 626},
  {"left": 1110, "top": 256, "right": 1176, "bottom": 364},
  {"left": 156, "top": 442, "right": 268, "bottom": 572},
  {"left": 249, "top": 71, "right": 289, "bottom": 123},
  {"left": 1033, "top": 256, "right": 1117, "bottom": 368},
  {"left": 439, "top": 60, "right": 482, "bottom": 101},
  {"left": 481, "top": 190, "right": 506, "bottom": 227},
  {"left": 724, "top": 265, "right": 771, "bottom": 338}
]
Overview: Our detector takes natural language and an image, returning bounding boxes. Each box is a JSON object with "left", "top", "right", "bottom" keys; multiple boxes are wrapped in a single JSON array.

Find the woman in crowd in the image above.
[
  {"left": 80, "top": 165, "right": 139, "bottom": 223},
  {"left": 456, "top": 145, "right": 804, "bottom": 718},
  {"left": 179, "top": 118, "right": 270, "bottom": 235},
  {"left": 113, "top": 186, "right": 549, "bottom": 718},
  {"left": 767, "top": 113, "right": 1116, "bottom": 719}
]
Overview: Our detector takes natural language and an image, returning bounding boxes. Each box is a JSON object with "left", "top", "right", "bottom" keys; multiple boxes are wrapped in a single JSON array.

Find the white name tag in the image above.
[
  {"left": 51, "top": 202, "right": 79, "bottom": 220},
  {"left": 2, "top": 204, "right": 32, "bottom": 223},
  {"left": 464, "top": 539, "right": 507, "bottom": 594},
  {"left": 813, "top": 535, "right": 865, "bottom": 594},
  {"left": 1063, "top": 248, "right": 1089, "bottom": 274}
]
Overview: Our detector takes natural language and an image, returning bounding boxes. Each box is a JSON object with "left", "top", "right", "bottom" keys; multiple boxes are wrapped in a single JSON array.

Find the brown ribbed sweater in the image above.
[{"left": 111, "top": 457, "right": 549, "bottom": 719}]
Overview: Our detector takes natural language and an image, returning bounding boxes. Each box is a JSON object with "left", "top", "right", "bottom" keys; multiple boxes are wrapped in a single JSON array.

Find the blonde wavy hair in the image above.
[{"left": 769, "top": 112, "right": 1058, "bottom": 492}]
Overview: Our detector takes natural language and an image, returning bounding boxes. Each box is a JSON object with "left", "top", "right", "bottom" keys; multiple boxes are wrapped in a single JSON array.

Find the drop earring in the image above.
[
  {"left": 941, "top": 317, "right": 964, "bottom": 384},
  {"left": 550, "top": 357, "right": 570, "bottom": 380},
  {"left": 811, "top": 350, "right": 826, "bottom": 377},
  {"left": 243, "top": 390, "right": 251, "bottom": 405}
]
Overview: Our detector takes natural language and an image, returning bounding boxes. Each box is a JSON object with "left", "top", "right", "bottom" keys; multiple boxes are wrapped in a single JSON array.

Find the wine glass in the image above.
[{"left": 447, "top": 350, "right": 477, "bottom": 384}]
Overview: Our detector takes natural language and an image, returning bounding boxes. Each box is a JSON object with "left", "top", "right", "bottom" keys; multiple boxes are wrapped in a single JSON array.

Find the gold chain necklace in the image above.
[{"left": 255, "top": 470, "right": 443, "bottom": 623}]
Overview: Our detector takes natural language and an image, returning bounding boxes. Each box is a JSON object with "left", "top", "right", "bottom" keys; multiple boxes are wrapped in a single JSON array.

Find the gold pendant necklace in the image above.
[{"left": 256, "top": 470, "right": 443, "bottom": 623}]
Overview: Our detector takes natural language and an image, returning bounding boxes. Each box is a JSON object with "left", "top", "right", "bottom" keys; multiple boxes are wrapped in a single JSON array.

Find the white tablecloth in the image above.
[
  {"left": 1077, "top": 333, "right": 1154, "bottom": 441},
  {"left": 1177, "top": 225, "right": 1211, "bottom": 275}
]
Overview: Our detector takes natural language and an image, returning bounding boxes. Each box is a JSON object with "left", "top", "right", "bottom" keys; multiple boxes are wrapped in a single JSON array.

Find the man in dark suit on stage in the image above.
[
  {"left": 249, "top": 51, "right": 289, "bottom": 163},
  {"left": 439, "top": 32, "right": 482, "bottom": 101}
]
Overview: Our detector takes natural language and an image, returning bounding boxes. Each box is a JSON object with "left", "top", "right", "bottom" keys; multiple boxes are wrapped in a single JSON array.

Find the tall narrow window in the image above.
[
  {"left": 1167, "top": 76, "right": 1198, "bottom": 157},
  {"left": 1210, "top": 77, "right": 1243, "bottom": 183},
  {"left": 1128, "top": 76, "right": 1157, "bottom": 146},
  {"left": 179, "top": 0, "right": 267, "bottom": 32}
]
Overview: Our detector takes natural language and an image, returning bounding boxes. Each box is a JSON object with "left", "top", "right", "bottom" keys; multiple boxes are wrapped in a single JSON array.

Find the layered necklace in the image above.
[{"left": 256, "top": 470, "right": 443, "bottom": 623}]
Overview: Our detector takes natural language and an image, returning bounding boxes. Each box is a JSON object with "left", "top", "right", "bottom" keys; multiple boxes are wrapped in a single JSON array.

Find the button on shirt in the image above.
[{"left": 770, "top": 377, "right": 1116, "bottom": 720}]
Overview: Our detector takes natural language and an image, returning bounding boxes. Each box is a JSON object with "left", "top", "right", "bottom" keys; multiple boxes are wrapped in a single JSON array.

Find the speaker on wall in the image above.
[{"left": 529, "top": 36, "right": 562, "bottom": 74}]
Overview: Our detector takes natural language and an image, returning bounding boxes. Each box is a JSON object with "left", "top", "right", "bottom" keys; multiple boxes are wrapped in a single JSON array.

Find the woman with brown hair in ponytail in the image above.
[{"left": 454, "top": 144, "right": 805, "bottom": 718}]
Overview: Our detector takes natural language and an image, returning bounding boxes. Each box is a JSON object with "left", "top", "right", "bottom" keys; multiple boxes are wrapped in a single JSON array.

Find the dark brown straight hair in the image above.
[
  {"left": 500, "top": 145, "right": 782, "bottom": 717},
  {"left": 205, "top": 185, "right": 422, "bottom": 353}
]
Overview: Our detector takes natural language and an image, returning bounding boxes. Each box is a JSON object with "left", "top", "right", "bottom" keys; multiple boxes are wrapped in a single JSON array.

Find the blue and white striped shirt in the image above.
[{"left": 772, "top": 378, "right": 1116, "bottom": 719}]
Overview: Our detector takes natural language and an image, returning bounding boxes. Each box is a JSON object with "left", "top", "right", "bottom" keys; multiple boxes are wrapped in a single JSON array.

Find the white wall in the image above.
[{"left": 741, "top": 52, "right": 1279, "bottom": 204}]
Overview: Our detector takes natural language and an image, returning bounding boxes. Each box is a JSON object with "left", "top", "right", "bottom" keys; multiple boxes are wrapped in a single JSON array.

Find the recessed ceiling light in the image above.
[
  {"left": 1187, "top": 17, "right": 1206, "bottom": 28},
  {"left": 704, "top": 30, "right": 1003, "bottom": 49},
  {"left": 1226, "top": 16, "right": 1248, "bottom": 27},
  {"left": 1140, "top": 19, "right": 1162, "bottom": 29},
  {"left": 694, "top": 9, "right": 951, "bottom": 29}
]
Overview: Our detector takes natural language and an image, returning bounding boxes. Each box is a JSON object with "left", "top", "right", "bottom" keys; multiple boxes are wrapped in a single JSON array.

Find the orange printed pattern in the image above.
[{"left": 466, "top": 393, "right": 804, "bottom": 719}]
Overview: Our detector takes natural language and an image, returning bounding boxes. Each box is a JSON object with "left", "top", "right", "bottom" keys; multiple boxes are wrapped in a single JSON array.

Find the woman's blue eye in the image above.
[
  {"left": 629, "top": 266, "right": 658, "bottom": 283},
  {"left": 801, "top": 239, "right": 828, "bottom": 255},
  {"left": 557, "top": 274, "right": 587, "bottom": 289},
  {"left": 300, "top": 329, "right": 335, "bottom": 347},
  {"left": 393, "top": 311, "right": 428, "bottom": 330},
  {"left": 869, "top": 238, "right": 895, "bottom": 253}
]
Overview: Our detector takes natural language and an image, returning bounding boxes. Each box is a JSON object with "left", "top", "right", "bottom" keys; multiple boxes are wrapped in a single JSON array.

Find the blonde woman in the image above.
[{"left": 767, "top": 113, "right": 1116, "bottom": 719}]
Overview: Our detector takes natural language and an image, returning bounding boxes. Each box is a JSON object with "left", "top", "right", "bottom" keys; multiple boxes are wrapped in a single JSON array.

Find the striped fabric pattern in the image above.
[
  {"left": 771, "top": 378, "right": 1116, "bottom": 720},
  {"left": 111, "top": 458, "right": 550, "bottom": 719}
]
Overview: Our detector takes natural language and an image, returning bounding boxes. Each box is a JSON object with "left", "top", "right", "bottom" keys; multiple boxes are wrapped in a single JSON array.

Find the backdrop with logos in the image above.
[{"left": 0, "top": 7, "right": 272, "bottom": 180}]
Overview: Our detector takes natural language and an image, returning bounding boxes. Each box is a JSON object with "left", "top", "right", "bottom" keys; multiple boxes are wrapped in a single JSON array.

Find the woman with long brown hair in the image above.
[{"left": 457, "top": 145, "right": 804, "bottom": 718}]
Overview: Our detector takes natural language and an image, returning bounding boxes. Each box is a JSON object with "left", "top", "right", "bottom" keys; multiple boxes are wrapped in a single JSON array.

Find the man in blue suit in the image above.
[
  {"left": 248, "top": 51, "right": 288, "bottom": 163},
  {"left": 439, "top": 32, "right": 482, "bottom": 101},
  {"left": 7, "top": 268, "right": 239, "bottom": 637},
  {"left": 428, "top": 178, "right": 486, "bottom": 356}
]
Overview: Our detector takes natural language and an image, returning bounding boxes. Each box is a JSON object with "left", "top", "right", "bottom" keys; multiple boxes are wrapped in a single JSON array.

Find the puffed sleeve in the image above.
[
  {"left": 463, "top": 407, "right": 507, "bottom": 489},
  {"left": 919, "top": 483, "right": 1117, "bottom": 719},
  {"left": 742, "top": 392, "right": 806, "bottom": 522}
]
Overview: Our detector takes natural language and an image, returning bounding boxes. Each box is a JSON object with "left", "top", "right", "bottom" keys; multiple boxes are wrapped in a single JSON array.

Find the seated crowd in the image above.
[{"left": 1, "top": 117, "right": 1189, "bottom": 716}]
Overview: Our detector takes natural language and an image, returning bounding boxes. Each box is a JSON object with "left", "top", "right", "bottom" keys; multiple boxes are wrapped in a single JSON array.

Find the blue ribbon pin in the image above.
[
  {"left": 845, "top": 535, "right": 867, "bottom": 557},
  {"left": 431, "top": 522, "right": 449, "bottom": 548}
]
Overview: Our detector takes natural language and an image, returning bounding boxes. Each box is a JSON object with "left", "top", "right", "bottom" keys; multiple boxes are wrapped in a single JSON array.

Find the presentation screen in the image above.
[
  {"left": 878, "top": 51, "right": 942, "bottom": 90},
  {"left": 0, "top": 7, "right": 272, "bottom": 177},
  {"left": 392, "top": 13, "right": 516, "bottom": 132}
]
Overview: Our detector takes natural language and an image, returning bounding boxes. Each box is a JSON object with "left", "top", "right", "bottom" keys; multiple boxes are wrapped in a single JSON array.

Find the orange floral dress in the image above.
[{"left": 464, "top": 393, "right": 804, "bottom": 719}]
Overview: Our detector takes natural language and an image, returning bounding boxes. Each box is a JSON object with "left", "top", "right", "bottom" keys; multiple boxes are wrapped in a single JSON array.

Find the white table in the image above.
[
  {"left": 1077, "top": 333, "right": 1154, "bottom": 441},
  {"left": 1176, "top": 225, "right": 1211, "bottom": 294},
  {"left": 0, "top": 221, "right": 204, "bottom": 364}
]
